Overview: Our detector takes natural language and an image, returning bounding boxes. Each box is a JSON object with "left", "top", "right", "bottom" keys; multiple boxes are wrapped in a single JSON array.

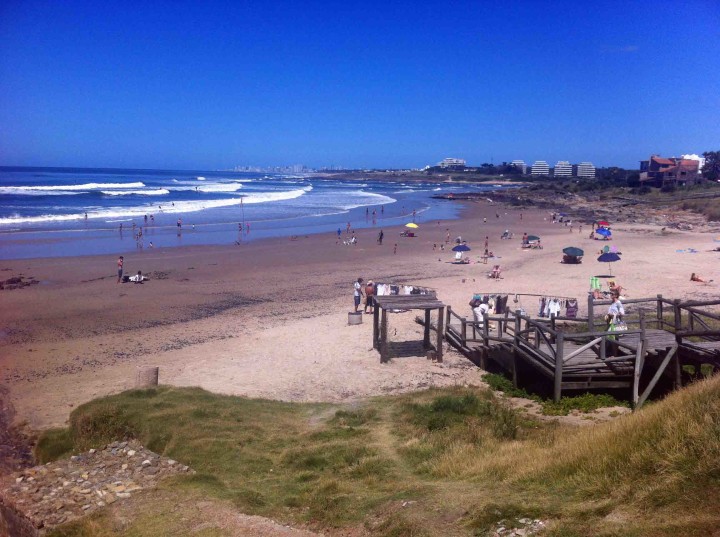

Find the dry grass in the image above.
[{"left": 40, "top": 377, "right": 720, "bottom": 536}]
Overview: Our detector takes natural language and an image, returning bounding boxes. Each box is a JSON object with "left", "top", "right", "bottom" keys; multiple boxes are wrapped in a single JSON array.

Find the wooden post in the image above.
[
  {"left": 461, "top": 314, "right": 468, "bottom": 346},
  {"left": 136, "top": 366, "right": 159, "bottom": 388},
  {"left": 550, "top": 313, "right": 556, "bottom": 344},
  {"left": 482, "top": 312, "right": 490, "bottom": 347},
  {"left": 588, "top": 293, "right": 595, "bottom": 332},
  {"left": 436, "top": 307, "right": 444, "bottom": 362},
  {"left": 633, "top": 311, "right": 647, "bottom": 408},
  {"left": 600, "top": 333, "right": 606, "bottom": 361},
  {"left": 423, "top": 309, "right": 431, "bottom": 349},
  {"left": 513, "top": 310, "right": 521, "bottom": 388},
  {"left": 554, "top": 333, "right": 564, "bottom": 402},
  {"left": 673, "top": 299, "right": 682, "bottom": 332},
  {"left": 380, "top": 308, "right": 388, "bottom": 363},
  {"left": 674, "top": 351, "right": 683, "bottom": 390},
  {"left": 373, "top": 306, "right": 380, "bottom": 349},
  {"left": 657, "top": 294, "right": 663, "bottom": 330}
]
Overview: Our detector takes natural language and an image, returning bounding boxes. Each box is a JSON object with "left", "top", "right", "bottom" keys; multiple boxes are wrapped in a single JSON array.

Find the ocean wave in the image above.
[
  {"left": 0, "top": 188, "right": 84, "bottom": 196},
  {"left": 197, "top": 183, "right": 242, "bottom": 192},
  {"left": 242, "top": 186, "right": 312, "bottom": 204},
  {"left": 338, "top": 190, "right": 395, "bottom": 210},
  {"left": 0, "top": 187, "right": 312, "bottom": 225},
  {"left": 0, "top": 182, "right": 146, "bottom": 194},
  {"left": 101, "top": 189, "right": 170, "bottom": 196}
]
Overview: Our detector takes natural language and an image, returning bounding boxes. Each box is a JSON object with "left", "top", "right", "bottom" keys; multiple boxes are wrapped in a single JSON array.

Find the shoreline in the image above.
[{"left": 1, "top": 194, "right": 718, "bottom": 439}]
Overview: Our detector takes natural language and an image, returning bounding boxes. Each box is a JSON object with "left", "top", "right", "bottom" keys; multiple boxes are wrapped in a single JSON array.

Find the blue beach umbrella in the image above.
[
  {"left": 596, "top": 228, "right": 612, "bottom": 238},
  {"left": 597, "top": 252, "right": 621, "bottom": 275},
  {"left": 452, "top": 244, "right": 471, "bottom": 252}
]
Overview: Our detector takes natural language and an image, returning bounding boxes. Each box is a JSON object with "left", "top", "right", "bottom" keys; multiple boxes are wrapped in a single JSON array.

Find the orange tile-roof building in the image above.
[{"left": 639, "top": 155, "right": 701, "bottom": 187}]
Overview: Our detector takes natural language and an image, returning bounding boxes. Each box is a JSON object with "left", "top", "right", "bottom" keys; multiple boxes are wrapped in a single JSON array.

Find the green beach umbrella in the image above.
[{"left": 563, "top": 246, "right": 584, "bottom": 257}]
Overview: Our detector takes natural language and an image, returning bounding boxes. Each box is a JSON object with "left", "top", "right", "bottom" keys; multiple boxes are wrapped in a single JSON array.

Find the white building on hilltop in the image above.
[
  {"left": 576, "top": 162, "right": 596, "bottom": 178},
  {"left": 438, "top": 157, "right": 466, "bottom": 169},
  {"left": 554, "top": 161, "right": 572, "bottom": 177},
  {"left": 530, "top": 161, "right": 550, "bottom": 176}
]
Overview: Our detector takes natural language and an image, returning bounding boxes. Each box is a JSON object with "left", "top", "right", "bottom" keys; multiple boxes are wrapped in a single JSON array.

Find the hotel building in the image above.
[
  {"left": 553, "top": 161, "right": 572, "bottom": 177},
  {"left": 530, "top": 160, "right": 550, "bottom": 176}
]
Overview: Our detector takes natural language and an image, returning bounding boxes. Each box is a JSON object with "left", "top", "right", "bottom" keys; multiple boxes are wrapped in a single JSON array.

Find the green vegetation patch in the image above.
[{"left": 483, "top": 373, "right": 629, "bottom": 416}]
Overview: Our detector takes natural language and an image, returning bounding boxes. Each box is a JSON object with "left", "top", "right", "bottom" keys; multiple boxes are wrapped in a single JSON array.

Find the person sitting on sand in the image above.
[
  {"left": 608, "top": 281, "right": 624, "bottom": 296},
  {"left": 128, "top": 270, "right": 145, "bottom": 283},
  {"left": 690, "top": 273, "right": 712, "bottom": 283}
]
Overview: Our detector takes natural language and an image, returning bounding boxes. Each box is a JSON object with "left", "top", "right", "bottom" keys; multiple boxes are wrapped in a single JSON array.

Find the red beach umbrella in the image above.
[{"left": 597, "top": 220, "right": 610, "bottom": 227}]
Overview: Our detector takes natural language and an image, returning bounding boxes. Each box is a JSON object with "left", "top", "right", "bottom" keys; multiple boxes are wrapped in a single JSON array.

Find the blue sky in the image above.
[{"left": 1, "top": 1, "right": 719, "bottom": 170}]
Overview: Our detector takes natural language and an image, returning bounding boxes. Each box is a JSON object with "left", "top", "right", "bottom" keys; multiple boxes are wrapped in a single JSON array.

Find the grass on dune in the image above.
[{"left": 39, "top": 376, "right": 720, "bottom": 537}]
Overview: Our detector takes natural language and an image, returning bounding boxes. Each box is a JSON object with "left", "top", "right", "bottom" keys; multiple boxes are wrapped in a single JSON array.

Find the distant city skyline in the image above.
[{"left": 1, "top": 1, "right": 719, "bottom": 170}]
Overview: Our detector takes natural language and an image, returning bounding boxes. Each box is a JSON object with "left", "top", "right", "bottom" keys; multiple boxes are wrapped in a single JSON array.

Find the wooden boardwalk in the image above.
[{"left": 444, "top": 295, "right": 720, "bottom": 409}]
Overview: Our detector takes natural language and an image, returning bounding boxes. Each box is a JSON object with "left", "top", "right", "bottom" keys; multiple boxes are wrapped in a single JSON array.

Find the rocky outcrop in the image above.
[
  {"left": 0, "top": 440, "right": 192, "bottom": 535},
  {"left": 0, "top": 277, "right": 39, "bottom": 291}
]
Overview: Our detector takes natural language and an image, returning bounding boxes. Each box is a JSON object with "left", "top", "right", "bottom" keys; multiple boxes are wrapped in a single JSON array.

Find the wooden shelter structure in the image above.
[{"left": 372, "top": 294, "right": 445, "bottom": 364}]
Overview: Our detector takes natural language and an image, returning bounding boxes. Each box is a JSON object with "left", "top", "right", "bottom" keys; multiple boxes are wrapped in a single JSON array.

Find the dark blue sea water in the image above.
[{"left": 0, "top": 167, "right": 507, "bottom": 259}]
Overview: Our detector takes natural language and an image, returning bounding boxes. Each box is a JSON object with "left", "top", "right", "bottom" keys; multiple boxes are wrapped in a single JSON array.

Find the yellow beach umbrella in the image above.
[{"left": 405, "top": 223, "right": 419, "bottom": 228}]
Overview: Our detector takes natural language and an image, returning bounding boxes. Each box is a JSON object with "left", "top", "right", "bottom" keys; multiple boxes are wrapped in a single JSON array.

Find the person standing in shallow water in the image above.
[{"left": 117, "top": 256, "right": 124, "bottom": 284}]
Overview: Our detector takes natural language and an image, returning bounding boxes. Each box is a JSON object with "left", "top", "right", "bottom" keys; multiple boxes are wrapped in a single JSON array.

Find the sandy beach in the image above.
[{"left": 1, "top": 197, "right": 719, "bottom": 436}]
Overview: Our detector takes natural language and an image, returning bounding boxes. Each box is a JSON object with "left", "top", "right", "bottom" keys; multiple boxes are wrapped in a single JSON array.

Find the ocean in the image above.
[{"left": 0, "top": 167, "right": 508, "bottom": 259}]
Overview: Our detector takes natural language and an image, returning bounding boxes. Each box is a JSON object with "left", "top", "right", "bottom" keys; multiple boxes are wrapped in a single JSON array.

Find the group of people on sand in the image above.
[
  {"left": 353, "top": 277, "right": 376, "bottom": 314},
  {"left": 116, "top": 255, "right": 146, "bottom": 284}
]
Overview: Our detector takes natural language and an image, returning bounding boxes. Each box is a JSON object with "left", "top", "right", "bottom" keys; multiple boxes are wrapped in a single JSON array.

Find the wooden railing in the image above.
[{"left": 588, "top": 295, "right": 720, "bottom": 337}]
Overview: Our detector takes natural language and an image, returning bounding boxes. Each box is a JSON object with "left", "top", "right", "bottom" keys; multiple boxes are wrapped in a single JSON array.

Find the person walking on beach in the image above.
[
  {"left": 117, "top": 256, "right": 124, "bottom": 284},
  {"left": 393, "top": 243, "right": 397, "bottom": 254},
  {"left": 378, "top": 230, "right": 384, "bottom": 245},
  {"left": 353, "top": 277, "right": 364, "bottom": 313}
]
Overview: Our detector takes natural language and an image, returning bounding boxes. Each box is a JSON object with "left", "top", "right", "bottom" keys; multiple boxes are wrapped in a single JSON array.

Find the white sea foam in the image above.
[
  {"left": 337, "top": 190, "right": 395, "bottom": 210},
  {"left": 0, "top": 182, "right": 146, "bottom": 194},
  {"left": 199, "top": 184, "right": 243, "bottom": 192},
  {"left": 0, "top": 187, "right": 312, "bottom": 225},
  {"left": 0, "top": 188, "right": 84, "bottom": 196},
  {"left": 242, "top": 186, "right": 312, "bottom": 204},
  {"left": 101, "top": 189, "right": 170, "bottom": 196},
  {"left": 196, "top": 176, "right": 206, "bottom": 181}
]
